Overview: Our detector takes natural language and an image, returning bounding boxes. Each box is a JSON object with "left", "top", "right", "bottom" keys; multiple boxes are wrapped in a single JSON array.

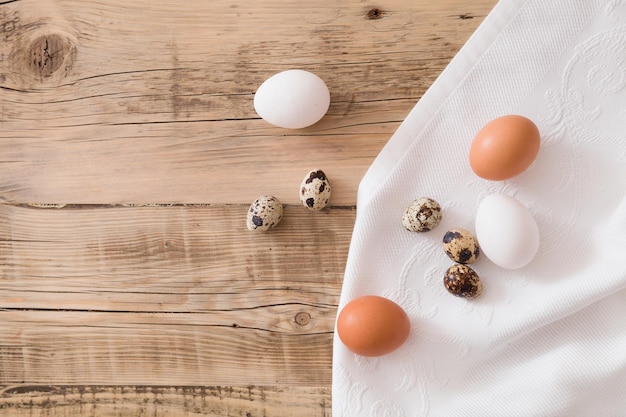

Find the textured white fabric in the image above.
[{"left": 332, "top": 1, "right": 626, "bottom": 416}]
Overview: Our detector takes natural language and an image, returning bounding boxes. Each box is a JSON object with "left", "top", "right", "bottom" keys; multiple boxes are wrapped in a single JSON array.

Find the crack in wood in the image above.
[{"left": 8, "top": 202, "right": 355, "bottom": 210}]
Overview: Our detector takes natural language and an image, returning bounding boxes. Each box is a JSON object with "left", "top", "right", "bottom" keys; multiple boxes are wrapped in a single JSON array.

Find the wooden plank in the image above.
[
  {"left": 0, "top": 204, "right": 351, "bottom": 386},
  {"left": 0, "top": 0, "right": 496, "bottom": 205},
  {"left": 0, "top": 0, "right": 500, "bottom": 415},
  {"left": 0, "top": 204, "right": 353, "bottom": 307},
  {"left": 0, "top": 385, "right": 331, "bottom": 417},
  {"left": 0, "top": 310, "right": 334, "bottom": 386}
]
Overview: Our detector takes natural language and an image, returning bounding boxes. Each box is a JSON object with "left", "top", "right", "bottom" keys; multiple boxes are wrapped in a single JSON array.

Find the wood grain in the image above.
[
  {"left": 0, "top": 385, "right": 331, "bottom": 417},
  {"left": 0, "top": 204, "right": 351, "bottom": 385},
  {"left": 0, "top": 0, "right": 495, "bottom": 205},
  {"left": 0, "top": 0, "right": 498, "bottom": 415}
]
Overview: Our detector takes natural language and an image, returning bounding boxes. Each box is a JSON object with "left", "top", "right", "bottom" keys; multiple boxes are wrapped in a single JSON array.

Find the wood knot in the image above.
[
  {"left": 28, "top": 34, "right": 75, "bottom": 80},
  {"left": 366, "top": 8, "right": 385, "bottom": 20},
  {"left": 7, "top": 31, "right": 77, "bottom": 87},
  {"left": 294, "top": 312, "right": 311, "bottom": 326}
]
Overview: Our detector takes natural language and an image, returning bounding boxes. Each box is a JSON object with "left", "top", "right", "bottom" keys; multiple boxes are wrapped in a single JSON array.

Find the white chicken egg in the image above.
[
  {"left": 253, "top": 69, "right": 330, "bottom": 129},
  {"left": 475, "top": 193, "right": 539, "bottom": 269}
]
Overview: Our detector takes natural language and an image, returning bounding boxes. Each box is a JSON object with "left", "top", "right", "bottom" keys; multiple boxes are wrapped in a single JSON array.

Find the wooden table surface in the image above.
[{"left": 0, "top": 0, "right": 497, "bottom": 415}]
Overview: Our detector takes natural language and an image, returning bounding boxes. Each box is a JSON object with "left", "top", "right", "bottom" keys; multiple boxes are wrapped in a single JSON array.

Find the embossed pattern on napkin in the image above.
[{"left": 333, "top": 0, "right": 626, "bottom": 416}]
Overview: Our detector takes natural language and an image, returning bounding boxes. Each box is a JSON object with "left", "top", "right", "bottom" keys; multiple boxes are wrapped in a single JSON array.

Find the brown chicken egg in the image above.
[
  {"left": 336, "top": 295, "right": 410, "bottom": 357},
  {"left": 469, "top": 115, "right": 540, "bottom": 181}
]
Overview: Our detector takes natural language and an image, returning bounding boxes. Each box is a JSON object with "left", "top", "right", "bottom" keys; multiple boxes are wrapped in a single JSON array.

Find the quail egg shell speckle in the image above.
[
  {"left": 247, "top": 195, "right": 283, "bottom": 231},
  {"left": 402, "top": 197, "right": 442, "bottom": 232},
  {"left": 300, "top": 169, "right": 331, "bottom": 210},
  {"left": 443, "top": 228, "right": 480, "bottom": 264},
  {"left": 443, "top": 264, "right": 483, "bottom": 299}
]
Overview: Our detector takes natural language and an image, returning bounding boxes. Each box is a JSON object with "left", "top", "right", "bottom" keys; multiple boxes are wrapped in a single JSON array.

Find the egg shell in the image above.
[
  {"left": 475, "top": 193, "right": 539, "bottom": 269},
  {"left": 402, "top": 197, "right": 442, "bottom": 232},
  {"left": 246, "top": 195, "right": 283, "bottom": 231},
  {"left": 443, "top": 264, "right": 483, "bottom": 299},
  {"left": 336, "top": 295, "right": 410, "bottom": 357},
  {"left": 469, "top": 115, "right": 540, "bottom": 181},
  {"left": 443, "top": 227, "right": 480, "bottom": 264},
  {"left": 253, "top": 69, "right": 330, "bottom": 129},
  {"left": 300, "top": 169, "right": 331, "bottom": 210}
]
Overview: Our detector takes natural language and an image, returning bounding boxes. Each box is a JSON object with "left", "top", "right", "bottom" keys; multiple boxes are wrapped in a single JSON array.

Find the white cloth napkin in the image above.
[{"left": 332, "top": 0, "right": 626, "bottom": 416}]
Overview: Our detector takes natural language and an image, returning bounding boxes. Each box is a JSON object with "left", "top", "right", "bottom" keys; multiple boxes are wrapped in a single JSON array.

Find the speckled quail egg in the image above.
[
  {"left": 443, "top": 264, "right": 482, "bottom": 299},
  {"left": 402, "top": 197, "right": 442, "bottom": 232},
  {"left": 443, "top": 228, "right": 480, "bottom": 264},
  {"left": 300, "top": 169, "right": 331, "bottom": 210},
  {"left": 246, "top": 195, "right": 283, "bottom": 231}
]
